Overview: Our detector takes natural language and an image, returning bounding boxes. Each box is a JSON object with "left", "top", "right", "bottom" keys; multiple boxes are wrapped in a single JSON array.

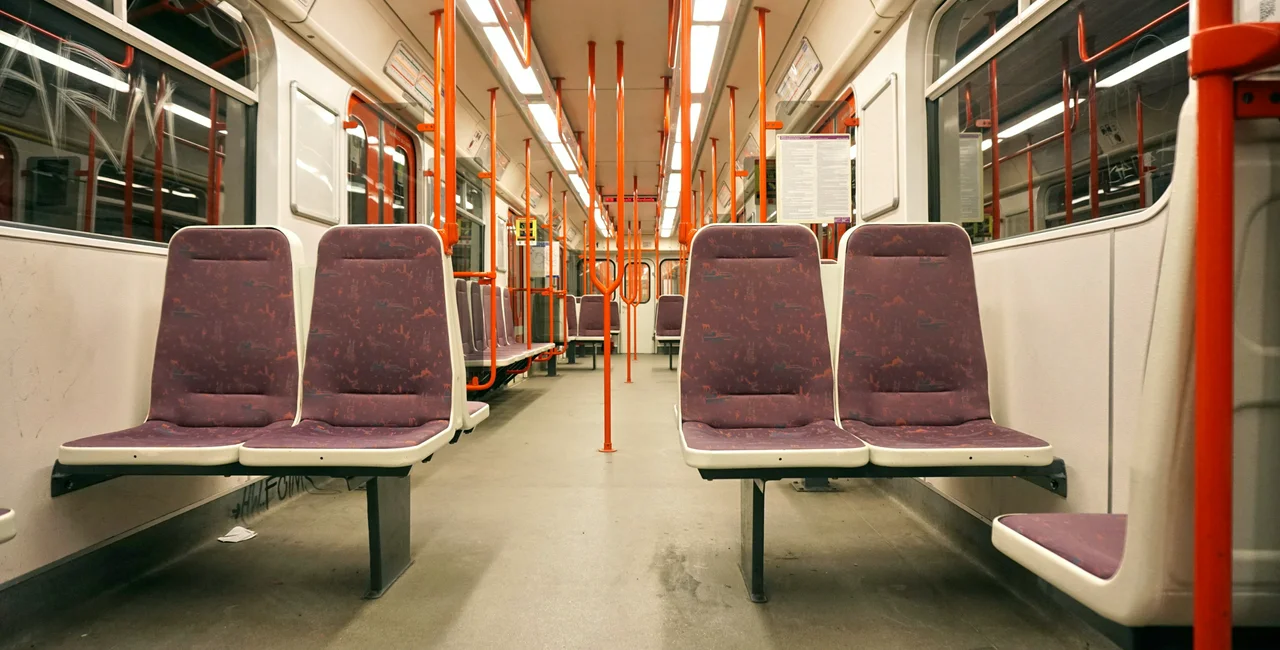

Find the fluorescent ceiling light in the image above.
[
  {"left": 690, "top": 25, "right": 719, "bottom": 93},
  {"left": 660, "top": 207, "right": 677, "bottom": 237},
  {"left": 693, "top": 0, "right": 728, "bottom": 21},
  {"left": 484, "top": 26, "right": 541, "bottom": 94},
  {"left": 664, "top": 173, "right": 681, "bottom": 208},
  {"left": 569, "top": 174, "right": 590, "bottom": 204},
  {"left": 552, "top": 143, "right": 576, "bottom": 169},
  {"left": 166, "top": 103, "right": 213, "bottom": 128},
  {"left": 1097, "top": 38, "right": 1189, "bottom": 89},
  {"left": 529, "top": 103, "right": 561, "bottom": 142},
  {"left": 980, "top": 97, "right": 1085, "bottom": 151},
  {"left": 848, "top": 145, "right": 857, "bottom": 161},
  {"left": 0, "top": 31, "right": 130, "bottom": 93},
  {"left": 667, "top": 103, "right": 703, "bottom": 171},
  {"left": 465, "top": 0, "right": 498, "bottom": 24}
]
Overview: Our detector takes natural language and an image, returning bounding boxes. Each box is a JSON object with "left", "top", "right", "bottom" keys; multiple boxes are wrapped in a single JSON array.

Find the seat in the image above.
[
  {"left": 240, "top": 225, "right": 459, "bottom": 468},
  {"left": 565, "top": 294, "right": 580, "bottom": 341},
  {"left": 677, "top": 223, "right": 868, "bottom": 470},
  {"left": 452, "top": 280, "right": 489, "bottom": 433},
  {"left": 654, "top": 294, "right": 684, "bottom": 369},
  {"left": 499, "top": 287, "right": 553, "bottom": 360},
  {"left": 836, "top": 224, "right": 1053, "bottom": 467},
  {"left": 58, "top": 226, "right": 304, "bottom": 466},
  {"left": 610, "top": 299, "right": 621, "bottom": 335},
  {"left": 0, "top": 508, "right": 14, "bottom": 544}
]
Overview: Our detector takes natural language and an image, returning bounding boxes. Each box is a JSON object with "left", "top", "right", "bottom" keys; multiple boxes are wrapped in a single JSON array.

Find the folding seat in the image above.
[
  {"left": 835, "top": 224, "right": 1053, "bottom": 467},
  {"left": 677, "top": 224, "right": 869, "bottom": 470},
  {"left": 0, "top": 508, "right": 14, "bottom": 544},
  {"left": 654, "top": 294, "right": 684, "bottom": 369},
  {"left": 59, "top": 226, "right": 303, "bottom": 466},
  {"left": 453, "top": 279, "right": 489, "bottom": 432},
  {"left": 239, "top": 225, "right": 460, "bottom": 468}
]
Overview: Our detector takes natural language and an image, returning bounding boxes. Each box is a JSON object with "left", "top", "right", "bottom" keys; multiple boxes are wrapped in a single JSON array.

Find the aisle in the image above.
[{"left": 3, "top": 355, "right": 1113, "bottom": 650}]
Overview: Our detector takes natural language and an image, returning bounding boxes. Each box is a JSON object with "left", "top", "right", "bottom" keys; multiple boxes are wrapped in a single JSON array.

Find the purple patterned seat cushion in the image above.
[
  {"left": 242, "top": 419, "right": 450, "bottom": 450},
  {"left": 64, "top": 420, "right": 294, "bottom": 448},
  {"left": 655, "top": 295, "right": 684, "bottom": 337},
  {"left": 1001, "top": 513, "right": 1127, "bottom": 579},
  {"left": 838, "top": 224, "right": 991, "bottom": 427},
  {"left": 470, "top": 282, "right": 493, "bottom": 350},
  {"left": 456, "top": 279, "right": 475, "bottom": 354},
  {"left": 610, "top": 301, "right": 620, "bottom": 333},
  {"left": 839, "top": 419, "right": 1051, "bottom": 449},
  {"left": 681, "top": 225, "right": 836, "bottom": 430},
  {"left": 579, "top": 295, "right": 606, "bottom": 336},
  {"left": 503, "top": 288, "right": 520, "bottom": 345},
  {"left": 467, "top": 401, "right": 487, "bottom": 416},
  {"left": 682, "top": 420, "right": 866, "bottom": 451},
  {"left": 300, "top": 227, "right": 453, "bottom": 428},
  {"left": 566, "top": 296, "right": 579, "bottom": 336},
  {"left": 147, "top": 228, "right": 299, "bottom": 428}
]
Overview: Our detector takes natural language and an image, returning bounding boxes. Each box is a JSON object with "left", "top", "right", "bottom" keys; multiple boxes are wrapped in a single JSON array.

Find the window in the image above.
[
  {"left": 623, "top": 260, "right": 651, "bottom": 303},
  {"left": 931, "top": 0, "right": 1018, "bottom": 81},
  {"left": 451, "top": 174, "right": 485, "bottom": 272},
  {"left": 126, "top": 0, "right": 256, "bottom": 88},
  {"left": 0, "top": 2, "right": 252, "bottom": 242},
  {"left": 345, "top": 95, "right": 417, "bottom": 224},
  {"left": 581, "top": 258, "right": 617, "bottom": 295},
  {"left": 928, "top": 0, "right": 1189, "bottom": 243},
  {"left": 659, "top": 258, "right": 681, "bottom": 296}
]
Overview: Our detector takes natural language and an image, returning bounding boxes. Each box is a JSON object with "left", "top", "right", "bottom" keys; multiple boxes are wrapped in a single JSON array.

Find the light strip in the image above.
[
  {"left": 0, "top": 30, "right": 130, "bottom": 93},
  {"left": 667, "top": 103, "right": 703, "bottom": 170},
  {"left": 465, "top": 0, "right": 499, "bottom": 24},
  {"left": 529, "top": 103, "right": 561, "bottom": 143},
  {"left": 484, "top": 26, "right": 541, "bottom": 94},
  {"left": 1097, "top": 37, "right": 1188, "bottom": 88},
  {"left": 690, "top": 25, "right": 719, "bottom": 93},
  {"left": 552, "top": 143, "right": 576, "bottom": 170},
  {"left": 166, "top": 103, "right": 213, "bottom": 128},
  {"left": 660, "top": 207, "right": 677, "bottom": 237},
  {"left": 980, "top": 98, "right": 1085, "bottom": 151},
  {"left": 664, "top": 173, "right": 681, "bottom": 208},
  {"left": 569, "top": 174, "right": 590, "bottom": 205},
  {"left": 693, "top": 0, "right": 728, "bottom": 22}
]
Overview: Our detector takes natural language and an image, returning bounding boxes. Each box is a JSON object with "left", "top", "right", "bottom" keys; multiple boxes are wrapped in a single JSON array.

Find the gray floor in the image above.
[{"left": 4, "top": 355, "right": 1116, "bottom": 649}]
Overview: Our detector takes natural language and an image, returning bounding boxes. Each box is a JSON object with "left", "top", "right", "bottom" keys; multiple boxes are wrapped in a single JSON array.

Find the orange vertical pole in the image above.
[
  {"left": 678, "top": 0, "right": 692, "bottom": 245},
  {"left": 617, "top": 40, "right": 632, "bottom": 385},
  {"left": 461, "top": 87, "right": 500, "bottom": 391},
  {"left": 756, "top": 8, "right": 772, "bottom": 223},
  {"left": 728, "top": 85, "right": 742, "bottom": 222},
  {"left": 1060, "top": 42, "right": 1073, "bottom": 225},
  {"left": 1191, "top": 2, "right": 1236, "bottom": 646},
  {"left": 432, "top": 9, "right": 444, "bottom": 230},
  {"left": 561, "top": 189, "right": 569, "bottom": 345},
  {"left": 443, "top": 0, "right": 458, "bottom": 252},
  {"left": 632, "top": 176, "right": 640, "bottom": 362},
  {"left": 205, "top": 89, "right": 218, "bottom": 225},
  {"left": 709, "top": 137, "right": 718, "bottom": 226},
  {"left": 698, "top": 170, "right": 706, "bottom": 227},
  {"left": 524, "top": 138, "right": 533, "bottom": 349},
  {"left": 987, "top": 14, "right": 1001, "bottom": 240}
]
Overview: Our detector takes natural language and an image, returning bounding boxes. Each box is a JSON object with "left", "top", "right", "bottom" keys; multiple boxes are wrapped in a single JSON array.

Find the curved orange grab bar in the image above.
[{"left": 1077, "top": 3, "right": 1188, "bottom": 66}]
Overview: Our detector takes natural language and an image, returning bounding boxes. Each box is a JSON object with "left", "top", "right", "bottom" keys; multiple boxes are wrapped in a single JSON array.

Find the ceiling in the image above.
[{"left": 384, "top": 0, "right": 812, "bottom": 233}]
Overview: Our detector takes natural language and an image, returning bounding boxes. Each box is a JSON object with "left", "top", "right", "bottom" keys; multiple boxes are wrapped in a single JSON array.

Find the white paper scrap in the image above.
[{"left": 217, "top": 526, "right": 258, "bottom": 543}]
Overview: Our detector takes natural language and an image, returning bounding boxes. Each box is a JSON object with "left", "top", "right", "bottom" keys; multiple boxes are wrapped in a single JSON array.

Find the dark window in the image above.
[{"left": 126, "top": 0, "right": 255, "bottom": 88}]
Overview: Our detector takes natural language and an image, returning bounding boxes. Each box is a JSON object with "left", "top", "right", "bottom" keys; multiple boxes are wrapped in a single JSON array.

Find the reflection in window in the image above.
[
  {"left": 931, "top": 0, "right": 1018, "bottom": 81},
  {"left": 346, "top": 120, "right": 369, "bottom": 224},
  {"left": 623, "top": 261, "right": 651, "bottom": 303},
  {"left": 929, "top": 0, "right": 1189, "bottom": 243},
  {"left": 346, "top": 96, "right": 417, "bottom": 224},
  {"left": 659, "top": 258, "right": 680, "bottom": 296},
  {"left": 0, "top": 2, "right": 250, "bottom": 242},
  {"left": 392, "top": 146, "right": 409, "bottom": 224}
]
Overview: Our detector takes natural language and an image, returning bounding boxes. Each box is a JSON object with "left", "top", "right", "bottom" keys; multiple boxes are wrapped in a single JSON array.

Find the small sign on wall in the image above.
[{"left": 957, "top": 132, "right": 984, "bottom": 223}]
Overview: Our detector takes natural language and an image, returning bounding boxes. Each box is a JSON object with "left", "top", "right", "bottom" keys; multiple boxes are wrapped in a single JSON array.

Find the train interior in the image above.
[{"left": 0, "top": 0, "right": 1276, "bottom": 647}]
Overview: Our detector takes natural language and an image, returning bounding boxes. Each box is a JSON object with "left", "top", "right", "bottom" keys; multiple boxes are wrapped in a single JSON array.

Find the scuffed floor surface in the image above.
[{"left": 2, "top": 356, "right": 1115, "bottom": 649}]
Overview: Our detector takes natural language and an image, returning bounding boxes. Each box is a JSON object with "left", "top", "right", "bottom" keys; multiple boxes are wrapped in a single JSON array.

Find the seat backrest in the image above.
[
  {"left": 580, "top": 295, "right": 605, "bottom": 335},
  {"left": 836, "top": 224, "right": 991, "bottom": 427},
  {"left": 655, "top": 295, "right": 684, "bottom": 336},
  {"left": 470, "top": 281, "right": 490, "bottom": 351},
  {"left": 565, "top": 294, "right": 579, "bottom": 336},
  {"left": 147, "top": 226, "right": 303, "bottom": 428},
  {"left": 455, "top": 279, "right": 475, "bottom": 355},
  {"left": 679, "top": 224, "right": 834, "bottom": 429},
  {"left": 300, "top": 226, "right": 454, "bottom": 428},
  {"left": 610, "top": 300, "right": 620, "bottom": 332},
  {"left": 503, "top": 287, "right": 519, "bottom": 344}
]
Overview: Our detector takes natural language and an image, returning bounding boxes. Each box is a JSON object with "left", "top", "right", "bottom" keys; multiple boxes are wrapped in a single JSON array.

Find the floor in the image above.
[{"left": 3, "top": 355, "right": 1116, "bottom": 650}]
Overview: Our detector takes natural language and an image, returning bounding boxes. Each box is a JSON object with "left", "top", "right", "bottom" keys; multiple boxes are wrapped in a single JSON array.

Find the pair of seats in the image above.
[
  {"left": 676, "top": 223, "right": 1061, "bottom": 602},
  {"left": 653, "top": 294, "right": 684, "bottom": 370},
  {"left": 53, "top": 224, "right": 483, "bottom": 597}
]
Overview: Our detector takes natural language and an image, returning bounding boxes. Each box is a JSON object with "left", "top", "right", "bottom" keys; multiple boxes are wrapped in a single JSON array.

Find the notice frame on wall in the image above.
[
  {"left": 776, "top": 133, "right": 851, "bottom": 224},
  {"left": 857, "top": 73, "right": 899, "bottom": 221},
  {"left": 289, "top": 81, "right": 340, "bottom": 225}
]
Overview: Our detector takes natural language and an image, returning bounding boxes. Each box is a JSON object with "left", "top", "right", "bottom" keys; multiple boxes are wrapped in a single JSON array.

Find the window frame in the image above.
[
  {"left": 924, "top": 0, "right": 1187, "bottom": 248},
  {"left": 623, "top": 259, "right": 653, "bottom": 304}
]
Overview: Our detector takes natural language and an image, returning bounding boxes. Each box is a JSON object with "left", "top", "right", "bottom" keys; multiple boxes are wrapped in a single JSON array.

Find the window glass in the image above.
[
  {"left": 392, "top": 146, "right": 409, "bottom": 224},
  {"left": 623, "top": 261, "right": 651, "bottom": 304},
  {"left": 582, "top": 258, "right": 616, "bottom": 295},
  {"left": 345, "top": 119, "right": 369, "bottom": 224},
  {"left": 929, "top": 0, "right": 1189, "bottom": 243},
  {"left": 126, "top": 0, "right": 255, "bottom": 88},
  {"left": 0, "top": 2, "right": 251, "bottom": 242},
  {"left": 932, "top": 0, "right": 1018, "bottom": 81},
  {"left": 659, "top": 258, "right": 681, "bottom": 296}
]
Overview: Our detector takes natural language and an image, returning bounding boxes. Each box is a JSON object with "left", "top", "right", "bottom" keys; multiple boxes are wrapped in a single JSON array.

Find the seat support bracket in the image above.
[
  {"left": 741, "top": 478, "right": 768, "bottom": 603},
  {"left": 365, "top": 475, "right": 412, "bottom": 599}
]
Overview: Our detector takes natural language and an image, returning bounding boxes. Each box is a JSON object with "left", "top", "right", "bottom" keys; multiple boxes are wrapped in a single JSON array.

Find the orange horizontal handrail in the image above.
[{"left": 1077, "top": 3, "right": 1188, "bottom": 66}]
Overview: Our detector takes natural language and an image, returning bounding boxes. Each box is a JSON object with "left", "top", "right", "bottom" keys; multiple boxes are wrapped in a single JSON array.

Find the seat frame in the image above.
[
  {"left": 50, "top": 461, "right": 414, "bottom": 598},
  {"left": 0, "top": 508, "right": 13, "bottom": 544}
]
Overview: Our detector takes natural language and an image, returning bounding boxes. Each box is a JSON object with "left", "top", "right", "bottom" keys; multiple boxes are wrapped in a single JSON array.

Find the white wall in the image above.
[{"left": 0, "top": 232, "right": 253, "bottom": 584}]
